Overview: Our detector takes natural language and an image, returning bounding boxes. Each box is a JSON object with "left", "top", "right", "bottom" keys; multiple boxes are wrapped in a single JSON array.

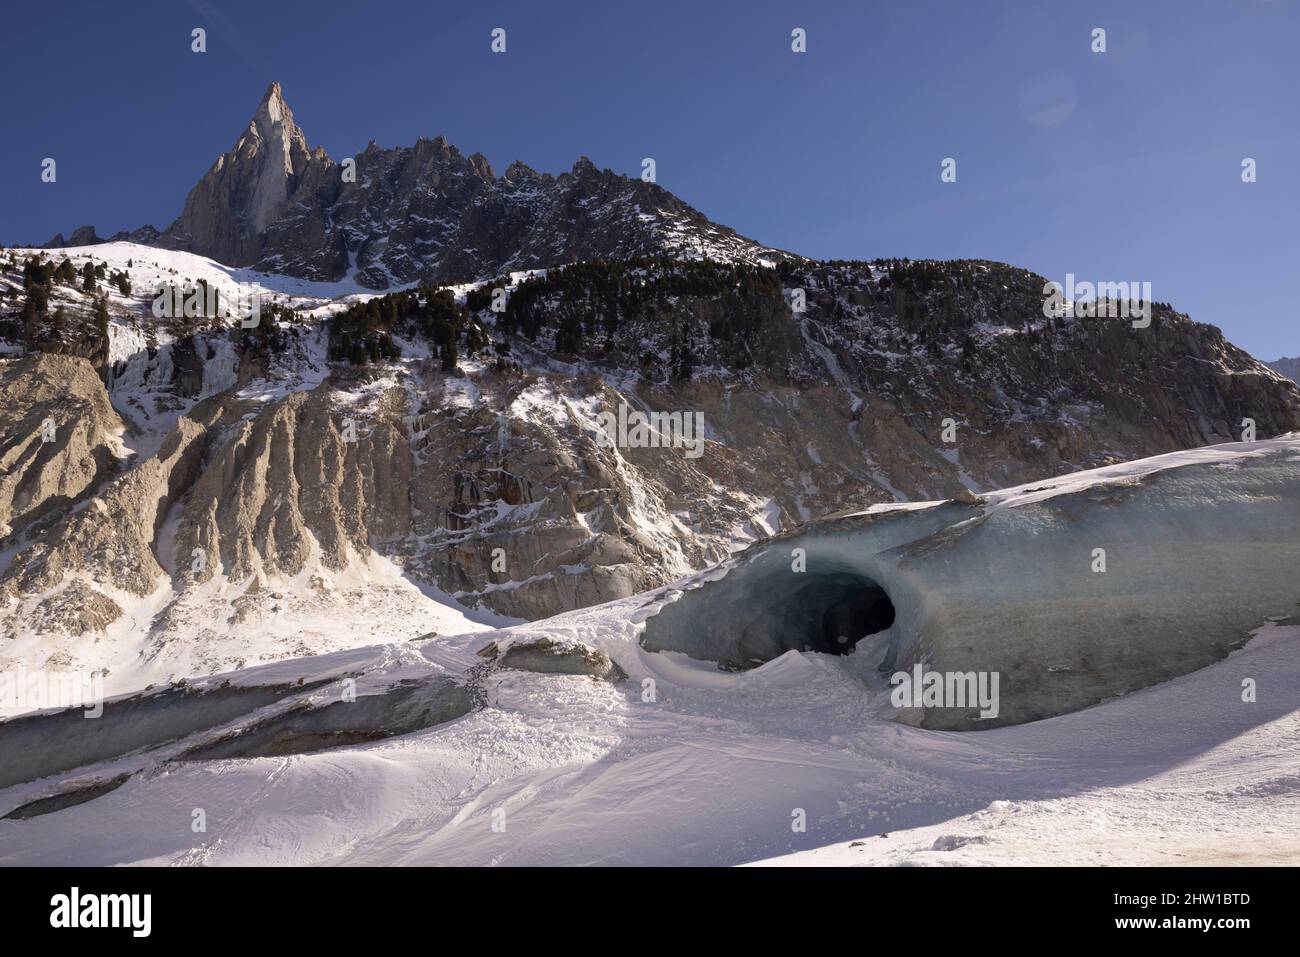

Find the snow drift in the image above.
[{"left": 643, "top": 436, "right": 1300, "bottom": 728}]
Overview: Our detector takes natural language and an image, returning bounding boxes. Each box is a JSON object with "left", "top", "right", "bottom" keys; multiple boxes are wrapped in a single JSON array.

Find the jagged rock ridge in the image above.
[{"left": 155, "top": 82, "right": 784, "bottom": 288}]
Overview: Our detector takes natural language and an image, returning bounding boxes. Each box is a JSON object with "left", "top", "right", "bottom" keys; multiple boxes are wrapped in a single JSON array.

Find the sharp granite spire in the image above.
[
  {"left": 156, "top": 82, "right": 783, "bottom": 287},
  {"left": 161, "top": 81, "right": 331, "bottom": 265}
]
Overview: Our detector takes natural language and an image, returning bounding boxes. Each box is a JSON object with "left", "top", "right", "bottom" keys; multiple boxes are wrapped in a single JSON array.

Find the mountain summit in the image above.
[
  {"left": 162, "top": 82, "right": 326, "bottom": 267},
  {"left": 157, "top": 82, "right": 783, "bottom": 288}
]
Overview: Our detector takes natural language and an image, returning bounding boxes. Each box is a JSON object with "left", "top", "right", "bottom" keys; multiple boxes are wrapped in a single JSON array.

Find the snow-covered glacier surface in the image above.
[{"left": 1, "top": 437, "right": 1298, "bottom": 865}]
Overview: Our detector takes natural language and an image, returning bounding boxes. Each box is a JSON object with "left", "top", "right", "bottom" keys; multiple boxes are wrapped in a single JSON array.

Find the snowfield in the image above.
[
  {"left": 0, "top": 606, "right": 1296, "bottom": 866},
  {"left": 1, "top": 437, "right": 1298, "bottom": 866},
  {"left": 10, "top": 241, "right": 392, "bottom": 307}
]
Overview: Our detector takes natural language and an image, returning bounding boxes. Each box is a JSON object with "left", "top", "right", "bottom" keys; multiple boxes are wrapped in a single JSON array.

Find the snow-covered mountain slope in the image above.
[
  {"left": 9, "top": 242, "right": 1296, "bottom": 490},
  {"left": 2, "top": 244, "right": 1298, "bottom": 693},
  {"left": 1, "top": 437, "right": 1297, "bottom": 865}
]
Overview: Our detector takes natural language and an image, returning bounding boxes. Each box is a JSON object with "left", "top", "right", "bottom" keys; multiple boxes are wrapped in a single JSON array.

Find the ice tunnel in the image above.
[
  {"left": 668, "top": 566, "right": 897, "bottom": 660},
  {"left": 642, "top": 441, "right": 1300, "bottom": 729}
]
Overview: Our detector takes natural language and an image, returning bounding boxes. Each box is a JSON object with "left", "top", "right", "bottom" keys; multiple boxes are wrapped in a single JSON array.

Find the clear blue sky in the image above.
[{"left": 2, "top": 0, "right": 1296, "bottom": 358}]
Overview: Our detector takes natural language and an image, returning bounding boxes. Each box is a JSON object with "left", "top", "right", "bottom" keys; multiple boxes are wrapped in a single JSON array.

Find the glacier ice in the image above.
[
  {"left": 0, "top": 671, "right": 476, "bottom": 792},
  {"left": 176, "top": 675, "right": 475, "bottom": 761},
  {"left": 0, "top": 679, "right": 327, "bottom": 790},
  {"left": 642, "top": 438, "right": 1300, "bottom": 728}
]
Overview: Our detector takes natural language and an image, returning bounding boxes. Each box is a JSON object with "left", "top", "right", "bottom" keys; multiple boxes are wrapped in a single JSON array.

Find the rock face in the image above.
[
  {"left": 0, "top": 401, "right": 216, "bottom": 634},
  {"left": 0, "top": 355, "right": 124, "bottom": 540},
  {"left": 156, "top": 83, "right": 784, "bottom": 287},
  {"left": 163, "top": 83, "right": 328, "bottom": 270},
  {"left": 177, "top": 384, "right": 411, "bottom": 584},
  {"left": 784, "top": 261, "right": 1300, "bottom": 492}
]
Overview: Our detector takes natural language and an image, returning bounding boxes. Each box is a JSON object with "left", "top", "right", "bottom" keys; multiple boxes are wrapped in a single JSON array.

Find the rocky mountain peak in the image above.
[
  {"left": 504, "top": 160, "right": 543, "bottom": 182},
  {"left": 253, "top": 81, "right": 289, "bottom": 125},
  {"left": 42, "top": 225, "right": 101, "bottom": 248},
  {"left": 467, "top": 152, "right": 495, "bottom": 182},
  {"left": 160, "top": 82, "right": 330, "bottom": 264},
  {"left": 235, "top": 81, "right": 311, "bottom": 172},
  {"left": 144, "top": 83, "right": 785, "bottom": 287},
  {"left": 234, "top": 81, "right": 316, "bottom": 229}
]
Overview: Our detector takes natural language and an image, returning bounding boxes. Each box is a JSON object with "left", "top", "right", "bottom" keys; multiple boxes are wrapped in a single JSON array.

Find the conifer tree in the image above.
[{"left": 93, "top": 294, "right": 110, "bottom": 343}]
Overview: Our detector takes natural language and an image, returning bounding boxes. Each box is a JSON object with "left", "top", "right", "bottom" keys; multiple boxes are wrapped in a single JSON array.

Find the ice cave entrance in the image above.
[
  {"left": 796, "top": 572, "right": 896, "bottom": 656},
  {"left": 642, "top": 565, "right": 900, "bottom": 668}
]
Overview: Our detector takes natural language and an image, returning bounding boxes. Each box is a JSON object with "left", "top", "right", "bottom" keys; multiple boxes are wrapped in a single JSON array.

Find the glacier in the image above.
[
  {"left": 1, "top": 436, "right": 1299, "bottom": 864},
  {"left": 643, "top": 435, "right": 1300, "bottom": 727}
]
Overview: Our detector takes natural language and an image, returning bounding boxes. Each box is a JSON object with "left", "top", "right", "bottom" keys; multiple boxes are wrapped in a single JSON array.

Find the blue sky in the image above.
[{"left": 3, "top": 0, "right": 1297, "bottom": 358}]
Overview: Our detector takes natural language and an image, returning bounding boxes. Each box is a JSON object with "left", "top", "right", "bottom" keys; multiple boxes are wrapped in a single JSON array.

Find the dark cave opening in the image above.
[
  {"left": 640, "top": 566, "right": 900, "bottom": 669},
  {"left": 805, "top": 580, "right": 896, "bottom": 655}
]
